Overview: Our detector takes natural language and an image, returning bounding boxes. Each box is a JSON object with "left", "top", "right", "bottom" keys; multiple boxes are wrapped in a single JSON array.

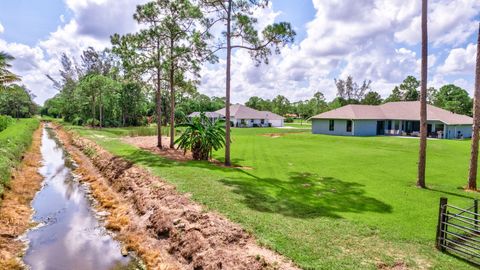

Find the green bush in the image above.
[
  {"left": 175, "top": 113, "right": 226, "bottom": 160},
  {"left": 72, "top": 116, "right": 84, "bottom": 126},
  {"left": 0, "top": 115, "right": 14, "bottom": 132},
  {"left": 285, "top": 117, "right": 294, "bottom": 123},
  {"left": 85, "top": 118, "right": 100, "bottom": 127},
  {"left": 0, "top": 118, "right": 40, "bottom": 199}
]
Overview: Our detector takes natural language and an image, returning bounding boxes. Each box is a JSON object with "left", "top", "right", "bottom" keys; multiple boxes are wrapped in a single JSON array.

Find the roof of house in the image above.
[
  {"left": 215, "top": 104, "right": 285, "bottom": 120},
  {"left": 310, "top": 101, "right": 473, "bottom": 125},
  {"left": 188, "top": 112, "right": 223, "bottom": 118},
  {"left": 261, "top": 111, "right": 285, "bottom": 121}
]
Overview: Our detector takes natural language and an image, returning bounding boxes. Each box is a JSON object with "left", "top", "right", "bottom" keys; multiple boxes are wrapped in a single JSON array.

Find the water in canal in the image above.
[{"left": 23, "top": 126, "right": 137, "bottom": 270}]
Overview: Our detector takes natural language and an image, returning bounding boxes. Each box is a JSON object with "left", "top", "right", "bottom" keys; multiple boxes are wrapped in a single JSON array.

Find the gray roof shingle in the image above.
[{"left": 215, "top": 104, "right": 285, "bottom": 120}]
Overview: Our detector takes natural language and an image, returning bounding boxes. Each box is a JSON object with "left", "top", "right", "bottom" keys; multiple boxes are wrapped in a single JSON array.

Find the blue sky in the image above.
[
  {"left": 0, "top": 0, "right": 71, "bottom": 46},
  {"left": 0, "top": 0, "right": 478, "bottom": 105}
]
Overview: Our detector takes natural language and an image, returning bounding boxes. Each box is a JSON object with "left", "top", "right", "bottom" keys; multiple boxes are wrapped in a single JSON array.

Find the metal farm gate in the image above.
[{"left": 436, "top": 197, "right": 480, "bottom": 265}]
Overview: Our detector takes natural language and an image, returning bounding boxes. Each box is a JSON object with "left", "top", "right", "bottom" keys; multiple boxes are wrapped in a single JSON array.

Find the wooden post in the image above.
[{"left": 436, "top": 197, "right": 448, "bottom": 251}]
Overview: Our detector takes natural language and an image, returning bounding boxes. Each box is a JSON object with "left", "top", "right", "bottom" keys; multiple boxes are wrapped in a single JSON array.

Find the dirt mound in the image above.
[{"left": 58, "top": 127, "right": 298, "bottom": 270}]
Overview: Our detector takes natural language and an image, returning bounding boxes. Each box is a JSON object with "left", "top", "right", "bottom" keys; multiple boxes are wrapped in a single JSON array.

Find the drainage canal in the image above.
[{"left": 23, "top": 126, "right": 138, "bottom": 270}]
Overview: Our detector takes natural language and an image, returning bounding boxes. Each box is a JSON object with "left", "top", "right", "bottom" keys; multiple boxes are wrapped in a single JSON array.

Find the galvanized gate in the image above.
[{"left": 436, "top": 197, "right": 480, "bottom": 265}]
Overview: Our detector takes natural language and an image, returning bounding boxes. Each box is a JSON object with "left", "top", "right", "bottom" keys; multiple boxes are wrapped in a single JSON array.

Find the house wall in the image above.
[
  {"left": 312, "top": 118, "right": 473, "bottom": 139},
  {"left": 270, "top": 119, "right": 284, "bottom": 127},
  {"left": 311, "top": 119, "right": 353, "bottom": 136},
  {"left": 353, "top": 120, "right": 378, "bottom": 136},
  {"left": 233, "top": 118, "right": 268, "bottom": 127},
  {"left": 445, "top": 125, "right": 472, "bottom": 139}
]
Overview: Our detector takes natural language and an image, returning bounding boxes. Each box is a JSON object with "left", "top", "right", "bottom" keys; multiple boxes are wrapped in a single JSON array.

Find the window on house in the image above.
[
  {"left": 261, "top": 119, "right": 265, "bottom": 124},
  {"left": 251, "top": 119, "right": 254, "bottom": 123},
  {"left": 387, "top": 120, "right": 392, "bottom": 130},
  {"left": 395, "top": 120, "right": 400, "bottom": 130},
  {"left": 329, "top": 120, "right": 334, "bottom": 131},
  {"left": 346, "top": 120, "right": 352, "bottom": 132}
]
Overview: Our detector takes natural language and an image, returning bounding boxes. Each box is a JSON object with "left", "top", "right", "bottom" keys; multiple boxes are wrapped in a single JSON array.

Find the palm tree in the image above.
[
  {"left": 0, "top": 52, "right": 20, "bottom": 85},
  {"left": 175, "top": 113, "right": 226, "bottom": 160},
  {"left": 468, "top": 23, "right": 480, "bottom": 191},
  {"left": 417, "top": 0, "right": 428, "bottom": 188}
]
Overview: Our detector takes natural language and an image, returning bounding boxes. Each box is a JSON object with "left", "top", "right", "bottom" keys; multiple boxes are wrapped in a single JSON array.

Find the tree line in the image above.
[
  {"left": 42, "top": 0, "right": 296, "bottom": 166},
  {"left": 0, "top": 52, "right": 38, "bottom": 118},
  {"left": 243, "top": 75, "right": 473, "bottom": 121},
  {"left": 42, "top": 49, "right": 225, "bottom": 127}
]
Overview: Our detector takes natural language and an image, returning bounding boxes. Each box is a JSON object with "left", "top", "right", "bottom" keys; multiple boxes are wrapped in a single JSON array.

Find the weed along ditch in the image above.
[{"left": 23, "top": 125, "right": 139, "bottom": 270}]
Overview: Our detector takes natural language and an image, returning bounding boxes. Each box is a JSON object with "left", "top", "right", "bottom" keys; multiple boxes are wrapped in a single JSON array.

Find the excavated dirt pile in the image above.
[{"left": 61, "top": 128, "right": 298, "bottom": 270}]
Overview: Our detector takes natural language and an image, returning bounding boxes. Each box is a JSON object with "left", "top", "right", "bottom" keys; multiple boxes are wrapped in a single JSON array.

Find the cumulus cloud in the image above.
[
  {"left": 0, "top": 0, "right": 145, "bottom": 105},
  {"left": 196, "top": 0, "right": 479, "bottom": 102},
  {"left": 394, "top": 0, "right": 480, "bottom": 46},
  {"left": 65, "top": 0, "right": 146, "bottom": 39},
  {"left": 0, "top": 22, "right": 4, "bottom": 33},
  {"left": 437, "top": 43, "right": 477, "bottom": 75},
  {"left": 2, "top": 0, "right": 479, "bottom": 106}
]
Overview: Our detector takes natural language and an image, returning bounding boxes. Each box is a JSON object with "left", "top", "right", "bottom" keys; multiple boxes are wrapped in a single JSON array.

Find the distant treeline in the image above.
[{"left": 245, "top": 75, "right": 473, "bottom": 120}]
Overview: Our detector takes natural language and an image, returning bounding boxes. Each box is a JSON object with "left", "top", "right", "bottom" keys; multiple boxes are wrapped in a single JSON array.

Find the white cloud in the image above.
[
  {"left": 437, "top": 43, "right": 477, "bottom": 75},
  {"left": 0, "top": 22, "right": 4, "bottom": 33},
  {"left": 196, "top": 0, "right": 479, "bottom": 102},
  {"left": 0, "top": 0, "right": 145, "bottom": 105},
  {"left": 394, "top": 0, "right": 480, "bottom": 46},
  {"left": 2, "top": 0, "right": 479, "bottom": 106}
]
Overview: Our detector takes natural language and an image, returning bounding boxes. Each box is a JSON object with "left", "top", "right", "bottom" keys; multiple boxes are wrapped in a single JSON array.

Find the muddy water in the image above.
[{"left": 23, "top": 126, "right": 135, "bottom": 270}]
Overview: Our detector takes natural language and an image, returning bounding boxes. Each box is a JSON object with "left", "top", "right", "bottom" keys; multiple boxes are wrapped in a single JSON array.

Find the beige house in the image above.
[{"left": 310, "top": 101, "right": 473, "bottom": 139}]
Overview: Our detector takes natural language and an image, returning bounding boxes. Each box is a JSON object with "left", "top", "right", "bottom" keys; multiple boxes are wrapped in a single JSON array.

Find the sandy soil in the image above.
[
  {"left": 122, "top": 136, "right": 253, "bottom": 170},
  {"left": 123, "top": 136, "right": 193, "bottom": 162},
  {"left": 0, "top": 125, "right": 43, "bottom": 270},
  {"left": 58, "top": 127, "right": 299, "bottom": 270}
]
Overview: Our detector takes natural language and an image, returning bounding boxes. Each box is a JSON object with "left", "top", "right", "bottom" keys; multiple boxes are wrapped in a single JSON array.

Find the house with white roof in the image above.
[
  {"left": 189, "top": 104, "right": 285, "bottom": 127},
  {"left": 310, "top": 101, "right": 473, "bottom": 139}
]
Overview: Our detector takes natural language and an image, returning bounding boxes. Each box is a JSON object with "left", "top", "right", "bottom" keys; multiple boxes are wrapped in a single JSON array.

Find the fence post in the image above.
[
  {"left": 475, "top": 199, "right": 478, "bottom": 230},
  {"left": 436, "top": 197, "right": 448, "bottom": 251}
]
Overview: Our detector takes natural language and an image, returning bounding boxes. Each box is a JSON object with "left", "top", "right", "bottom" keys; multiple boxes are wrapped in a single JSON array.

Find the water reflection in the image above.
[{"left": 23, "top": 126, "right": 136, "bottom": 270}]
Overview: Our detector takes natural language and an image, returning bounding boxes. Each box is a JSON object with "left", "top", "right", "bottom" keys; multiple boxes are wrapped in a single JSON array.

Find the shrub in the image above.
[
  {"left": 285, "top": 117, "right": 294, "bottom": 123},
  {"left": 175, "top": 113, "right": 226, "bottom": 160},
  {"left": 85, "top": 118, "right": 100, "bottom": 127},
  {"left": 72, "top": 117, "right": 84, "bottom": 126},
  {"left": 0, "top": 115, "right": 14, "bottom": 132}
]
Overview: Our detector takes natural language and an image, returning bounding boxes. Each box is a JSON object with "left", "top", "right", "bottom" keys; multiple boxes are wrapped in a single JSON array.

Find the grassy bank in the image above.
[
  {"left": 0, "top": 118, "right": 40, "bottom": 198},
  {"left": 66, "top": 124, "right": 478, "bottom": 269}
]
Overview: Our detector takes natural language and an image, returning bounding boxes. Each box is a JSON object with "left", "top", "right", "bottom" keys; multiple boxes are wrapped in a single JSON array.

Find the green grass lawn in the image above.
[
  {"left": 285, "top": 119, "right": 311, "bottom": 128},
  {"left": 66, "top": 124, "right": 480, "bottom": 269},
  {"left": 0, "top": 118, "right": 39, "bottom": 199}
]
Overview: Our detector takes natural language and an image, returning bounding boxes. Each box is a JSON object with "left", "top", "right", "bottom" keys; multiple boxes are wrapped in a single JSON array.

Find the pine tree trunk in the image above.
[
  {"left": 156, "top": 40, "right": 163, "bottom": 149},
  {"left": 99, "top": 93, "right": 103, "bottom": 128},
  {"left": 92, "top": 95, "right": 96, "bottom": 128},
  {"left": 417, "top": 0, "right": 428, "bottom": 188},
  {"left": 224, "top": 0, "right": 232, "bottom": 166},
  {"left": 169, "top": 40, "right": 175, "bottom": 149},
  {"left": 468, "top": 23, "right": 480, "bottom": 191}
]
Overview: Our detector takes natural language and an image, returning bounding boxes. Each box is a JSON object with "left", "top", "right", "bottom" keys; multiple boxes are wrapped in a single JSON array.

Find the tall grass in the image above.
[
  {"left": 0, "top": 119, "right": 40, "bottom": 198},
  {"left": 0, "top": 115, "right": 14, "bottom": 132}
]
